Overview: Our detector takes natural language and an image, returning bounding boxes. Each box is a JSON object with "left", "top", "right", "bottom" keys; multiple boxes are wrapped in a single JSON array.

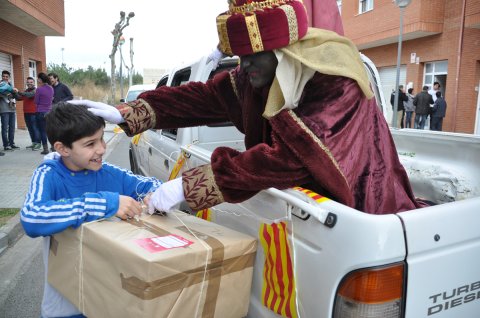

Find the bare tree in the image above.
[
  {"left": 109, "top": 11, "right": 134, "bottom": 104},
  {"left": 129, "top": 37, "right": 134, "bottom": 87}
]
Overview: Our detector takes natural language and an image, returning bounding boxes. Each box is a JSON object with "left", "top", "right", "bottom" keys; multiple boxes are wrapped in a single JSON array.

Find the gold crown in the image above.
[{"left": 228, "top": 0, "right": 289, "bottom": 14}]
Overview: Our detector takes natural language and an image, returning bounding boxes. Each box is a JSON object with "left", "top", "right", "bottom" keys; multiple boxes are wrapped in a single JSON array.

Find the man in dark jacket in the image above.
[
  {"left": 413, "top": 85, "right": 434, "bottom": 130},
  {"left": 390, "top": 85, "right": 408, "bottom": 128},
  {"left": 431, "top": 91, "right": 447, "bottom": 131},
  {"left": 48, "top": 73, "right": 73, "bottom": 103}
]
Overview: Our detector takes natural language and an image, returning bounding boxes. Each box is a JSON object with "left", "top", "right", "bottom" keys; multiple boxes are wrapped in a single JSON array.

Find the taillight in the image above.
[{"left": 333, "top": 262, "right": 405, "bottom": 318}]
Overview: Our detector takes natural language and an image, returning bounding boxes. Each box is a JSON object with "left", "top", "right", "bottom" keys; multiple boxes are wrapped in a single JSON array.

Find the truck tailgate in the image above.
[{"left": 398, "top": 197, "right": 480, "bottom": 317}]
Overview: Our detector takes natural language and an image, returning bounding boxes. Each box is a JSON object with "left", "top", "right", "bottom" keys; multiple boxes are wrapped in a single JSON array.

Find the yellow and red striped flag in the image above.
[
  {"left": 168, "top": 152, "right": 187, "bottom": 181},
  {"left": 196, "top": 208, "right": 212, "bottom": 222},
  {"left": 131, "top": 133, "right": 142, "bottom": 145},
  {"left": 293, "top": 186, "right": 330, "bottom": 203},
  {"left": 259, "top": 221, "right": 297, "bottom": 318}
]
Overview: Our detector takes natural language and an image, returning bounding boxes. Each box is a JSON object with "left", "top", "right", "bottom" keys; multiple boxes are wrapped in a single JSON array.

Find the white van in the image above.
[{"left": 121, "top": 83, "right": 156, "bottom": 103}]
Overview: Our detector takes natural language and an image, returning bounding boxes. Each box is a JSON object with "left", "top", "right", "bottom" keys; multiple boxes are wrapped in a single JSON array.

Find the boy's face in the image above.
[{"left": 57, "top": 128, "right": 106, "bottom": 171}]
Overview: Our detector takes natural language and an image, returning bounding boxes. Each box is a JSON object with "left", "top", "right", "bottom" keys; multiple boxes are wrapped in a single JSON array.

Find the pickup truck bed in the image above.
[{"left": 177, "top": 129, "right": 480, "bottom": 318}]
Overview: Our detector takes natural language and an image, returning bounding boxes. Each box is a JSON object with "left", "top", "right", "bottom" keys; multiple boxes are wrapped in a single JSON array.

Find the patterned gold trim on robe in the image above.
[
  {"left": 117, "top": 99, "right": 157, "bottom": 136},
  {"left": 182, "top": 164, "right": 225, "bottom": 210}
]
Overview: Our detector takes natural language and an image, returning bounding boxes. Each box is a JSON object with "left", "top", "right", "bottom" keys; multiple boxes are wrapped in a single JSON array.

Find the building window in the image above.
[
  {"left": 337, "top": 0, "right": 342, "bottom": 14},
  {"left": 359, "top": 0, "right": 373, "bottom": 14},
  {"left": 424, "top": 60, "right": 448, "bottom": 96}
]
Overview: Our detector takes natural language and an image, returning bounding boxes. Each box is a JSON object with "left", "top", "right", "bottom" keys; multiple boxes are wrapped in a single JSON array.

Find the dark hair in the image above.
[
  {"left": 423, "top": 85, "right": 429, "bottom": 91},
  {"left": 433, "top": 81, "right": 440, "bottom": 87},
  {"left": 47, "top": 72, "right": 59, "bottom": 80},
  {"left": 408, "top": 88, "right": 413, "bottom": 94},
  {"left": 26, "top": 76, "right": 34, "bottom": 81},
  {"left": 38, "top": 72, "right": 51, "bottom": 85},
  {"left": 46, "top": 102, "right": 105, "bottom": 148},
  {"left": 436, "top": 91, "right": 442, "bottom": 98},
  {"left": 2, "top": 70, "right": 10, "bottom": 76}
]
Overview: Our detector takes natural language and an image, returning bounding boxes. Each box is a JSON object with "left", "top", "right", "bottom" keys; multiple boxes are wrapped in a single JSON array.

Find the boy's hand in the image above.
[
  {"left": 68, "top": 100, "right": 124, "bottom": 124},
  {"left": 116, "top": 195, "right": 143, "bottom": 220}
]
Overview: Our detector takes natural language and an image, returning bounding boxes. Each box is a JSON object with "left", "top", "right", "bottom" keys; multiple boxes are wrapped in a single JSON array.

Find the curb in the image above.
[{"left": 0, "top": 214, "right": 24, "bottom": 257}]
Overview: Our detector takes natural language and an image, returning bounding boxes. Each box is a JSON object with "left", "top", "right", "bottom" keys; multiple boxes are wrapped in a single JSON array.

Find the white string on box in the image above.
[{"left": 169, "top": 211, "right": 211, "bottom": 318}]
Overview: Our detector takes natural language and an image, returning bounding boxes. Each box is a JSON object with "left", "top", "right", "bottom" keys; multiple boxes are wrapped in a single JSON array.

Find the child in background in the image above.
[{"left": 21, "top": 102, "right": 161, "bottom": 318}]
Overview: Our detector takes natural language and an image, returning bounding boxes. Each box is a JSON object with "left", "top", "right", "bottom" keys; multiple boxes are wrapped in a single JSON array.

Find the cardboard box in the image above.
[{"left": 48, "top": 211, "right": 257, "bottom": 318}]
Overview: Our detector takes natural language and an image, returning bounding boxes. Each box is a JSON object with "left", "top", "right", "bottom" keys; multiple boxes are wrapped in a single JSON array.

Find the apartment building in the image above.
[
  {"left": 0, "top": 0, "right": 65, "bottom": 128},
  {"left": 340, "top": 0, "right": 480, "bottom": 134}
]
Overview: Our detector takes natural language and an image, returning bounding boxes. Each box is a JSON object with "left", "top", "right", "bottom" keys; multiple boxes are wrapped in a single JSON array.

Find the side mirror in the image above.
[{"left": 120, "top": 98, "right": 125, "bottom": 103}]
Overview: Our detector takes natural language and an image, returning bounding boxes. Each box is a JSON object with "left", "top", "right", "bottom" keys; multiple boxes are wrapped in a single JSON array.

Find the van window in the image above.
[
  {"left": 206, "top": 58, "right": 239, "bottom": 127},
  {"left": 156, "top": 75, "right": 169, "bottom": 89},
  {"left": 171, "top": 67, "right": 191, "bottom": 87}
]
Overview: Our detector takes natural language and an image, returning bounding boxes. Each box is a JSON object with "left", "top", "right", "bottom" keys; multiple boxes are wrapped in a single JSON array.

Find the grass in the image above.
[
  {"left": 0, "top": 208, "right": 19, "bottom": 227},
  {"left": 71, "top": 81, "right": 129, "bottom": 104}
]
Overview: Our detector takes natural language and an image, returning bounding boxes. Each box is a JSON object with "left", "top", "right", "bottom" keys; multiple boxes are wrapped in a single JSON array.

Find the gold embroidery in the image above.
[
  {"left": 229, "top": 0, "right": 288, "bottom": 14},
  {"left": 288, "top": 110, "right": 349, "bottom": 187},
  {"left": 229, "top": 71, "right": 240, "bottom": 100},
  {"left": 217, "top": 14, "right": 233, "bottom": 56},
  {"left": 205, "top": 165, "right": 225, "bottom": 203},
  {"left": 245, "top": 14, "right": 264, "bottom": 53},
  {"left": 183, "top": 165, "right": 224, "bottom": 210},
  {"left": 119, "top": 99, "right": 157, "bottom": 135},
  {"left": 279, "top": 4, "right": 298, "bottom": 44}
]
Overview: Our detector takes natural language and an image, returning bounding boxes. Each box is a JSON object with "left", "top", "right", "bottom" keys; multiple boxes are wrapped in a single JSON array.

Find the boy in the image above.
[{"left": 21, "top": 102, "right": 161, "bottom": 318}]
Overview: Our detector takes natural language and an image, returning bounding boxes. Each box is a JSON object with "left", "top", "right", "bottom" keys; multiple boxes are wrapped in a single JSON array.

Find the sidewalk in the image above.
[{"left": 0, "top": 124, "right": 117, "bottom": 255}]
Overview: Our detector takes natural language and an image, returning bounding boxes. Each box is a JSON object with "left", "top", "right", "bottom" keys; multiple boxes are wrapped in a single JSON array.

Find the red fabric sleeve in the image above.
[
  {"left": 210, "top": 132, "right": 314, "bottom": 203},
  {"left": 137, "top": 71, "right": 241, "bottom": 129}
]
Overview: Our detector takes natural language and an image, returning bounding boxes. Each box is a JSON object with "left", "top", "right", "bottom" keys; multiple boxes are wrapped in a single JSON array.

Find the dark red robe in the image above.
[{"left": 118, "top": 68, "right": 422, "bottom": 214}]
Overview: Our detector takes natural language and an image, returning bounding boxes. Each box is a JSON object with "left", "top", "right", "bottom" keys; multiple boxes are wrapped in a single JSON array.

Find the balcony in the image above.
[
  {"left": 343, "top": 0, "right": 445, "bottom": 50},
  {"left": 0, "top": 0, "right": 64, "bottom": 36}
]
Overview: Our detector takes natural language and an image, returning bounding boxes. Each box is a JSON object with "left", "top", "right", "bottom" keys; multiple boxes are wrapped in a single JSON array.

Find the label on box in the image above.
[{"left": 135, "top": 234, "right": 193, "bottom": 253}]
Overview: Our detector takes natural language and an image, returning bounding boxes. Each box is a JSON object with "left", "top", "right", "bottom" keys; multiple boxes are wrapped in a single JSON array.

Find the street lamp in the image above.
[
  {"left": 392, "top": 0, "right": 412, "bottom": 128},
  {"left": 119, "top": 36, "right": 125, "bottom": 100}
]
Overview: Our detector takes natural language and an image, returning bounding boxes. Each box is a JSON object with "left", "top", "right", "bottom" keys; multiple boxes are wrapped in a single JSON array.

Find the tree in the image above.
[{"left": 109, "top": 11, "right": 134, "bottom": 104}]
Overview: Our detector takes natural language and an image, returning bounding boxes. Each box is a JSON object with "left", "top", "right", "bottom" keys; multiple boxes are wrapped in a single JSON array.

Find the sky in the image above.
[{"left": 46, "top": 0, "right": 227, "bottom": 74}]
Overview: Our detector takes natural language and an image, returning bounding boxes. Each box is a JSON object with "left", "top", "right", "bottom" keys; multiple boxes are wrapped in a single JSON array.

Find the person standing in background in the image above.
[
  {"left": 48, "top": 72, "right": 73, "bottom": 103},
  {"left": 0, "top": 70, "right": 20, "bottom": 152},
  {"left": 17, "top": 77, "right": 41, "bottom": 150},
  {"left": 35, "top": 73, "right": 54, "bottom": 155},
  {"left": 431, "top": 91, "right": 447, "bottom": 131},
  {"left": 413, "top": 85, "right": 434, "bottom": 130},
  {"left": 404, "top": 88, "right": 415, "bottom": 128},
  {"left": 427, "top": 82, "right": 440, "bottom": 128},
  {"left": 390, "top": 85, "right": 408, "bottom": 128}
]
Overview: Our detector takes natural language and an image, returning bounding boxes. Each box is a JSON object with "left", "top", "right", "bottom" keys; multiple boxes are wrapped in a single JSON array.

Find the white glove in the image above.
[
  {"left": 148, "top": 178, "right": 185, "bottom": 214},
  {"left": 68, "top": 100, "right": 124, "bottom": 124},
  {"left": 206, "top": 48, "right": 225, "bottom": 70}
]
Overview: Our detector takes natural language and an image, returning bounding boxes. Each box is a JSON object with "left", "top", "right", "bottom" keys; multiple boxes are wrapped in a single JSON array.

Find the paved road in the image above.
[{"left": 0, "top": 131, "right": 131, "bottom": 318}]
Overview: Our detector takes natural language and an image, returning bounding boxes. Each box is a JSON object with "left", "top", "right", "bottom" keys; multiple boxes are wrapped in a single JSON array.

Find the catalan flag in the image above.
[
  {"left": 293, "top": 186, "right": 330, "bottom": 203},
  {"left": 259, "top": 221, "right": 297, "bottom": 318},
  {"left": 131, "top": 133, "right": 142, "bottom": 145},
  {"left": 196, "top": 208, "right": 212, "bottom": 222},
  {"left": 168, "top": 152, "right": 187, "bottom": 181}
]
